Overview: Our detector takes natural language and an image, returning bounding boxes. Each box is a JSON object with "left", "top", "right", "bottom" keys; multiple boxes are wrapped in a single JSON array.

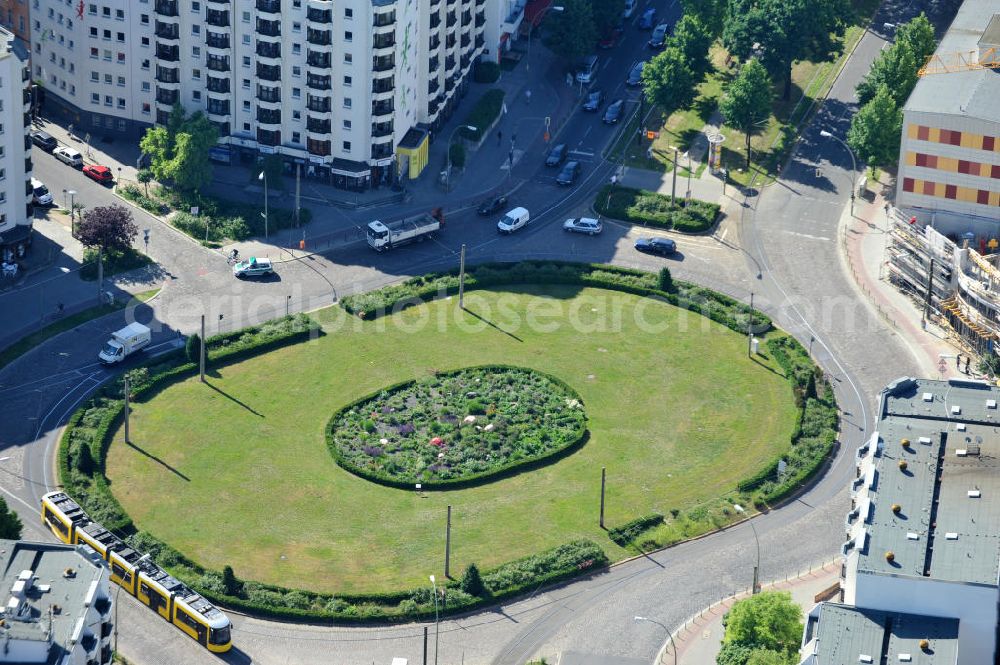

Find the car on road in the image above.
[
  {"left": 648, "top": 23, "right": 671, "bottom": 49},
  {"left": 497, "top": 206, "right": 530, "bottom": 234},
  {"left": 626, "top": 61, "right": 645, "bottom": 86},
  {"left": 575, "top": 54, "right": 599, "bottom": 84},
  {"left": 623, "top": 0, "right": 637, "bottom": 18},
  {"left": 638, "top": 7, "right": 657, "bottom": 29},
  {"left": 545, "top": 143, "right": 568, "bottom": 167},
  {"left": 477, "top": 194, "right": 508, "bottom": 216},
  {"left": 563, "top": 217, "right": 603, "bottom": 235},
  {"left": 634, "top": 236, "right": 677, "bottom": 255},
  {"left": 603, "top": 99, "right": 625, "bottom": 124},
  {"left": 31, "top": 130, "right": 57, "bottom": 152},
  {"left": 83, "top": 164, "right": 114, "bottom": 184},
  {"left": 53, "top": 146, "right": 83, "bottom": 167},
  {"left": 31, "top": 178, "right": 53, "bottom": 206},
  {"left": 556, "top": 161, "right": 581, "bottom": 186},
  {"left": 582, "top": 89, "right": 605, "bottom": 112},
  {"left": 233, "top": 256, "right": 274, "bottom": 278},
  {"left": 598, "top": 26, "right": 623, "bottom": 48}
]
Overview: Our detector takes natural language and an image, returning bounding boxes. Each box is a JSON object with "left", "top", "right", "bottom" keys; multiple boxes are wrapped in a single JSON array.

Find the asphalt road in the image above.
[{"left": 0, "top": 0, "right": 954, "bottom": 662}]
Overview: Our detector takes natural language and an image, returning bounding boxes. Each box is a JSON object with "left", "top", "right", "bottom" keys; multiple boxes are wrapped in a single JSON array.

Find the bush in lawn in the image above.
[
  {"left": 459, "top": 89, "right": 505, "bottom": 142},
  {"left": 657, "top": 267, "right": 673, "bottom": 292},
  {"left": 222, "top": 565, "right": 241, "bottom": 596},
  {"left": 594, "top": 185, "right": 720, "bottom": 232},
  {"left": 474, "top": 61, "right": 501, "bottom": 83},
  {"left": 185, "top": 333, "right": 201, "bottom": 363}
]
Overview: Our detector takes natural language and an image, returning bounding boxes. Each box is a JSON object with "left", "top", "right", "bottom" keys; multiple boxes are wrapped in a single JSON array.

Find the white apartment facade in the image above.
[
  {"left": 0, "top": 25, "right": 32, "bottom": 262},
  {"left": 32, "top": 0, "right": 489, "bottom": 189}
]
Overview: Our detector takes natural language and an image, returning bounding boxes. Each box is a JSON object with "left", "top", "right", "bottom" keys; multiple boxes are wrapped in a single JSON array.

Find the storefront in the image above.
[
  {"left": 329, "top": 159, "right": 371, "bottom": 191},
  {"left": 0, "top": 224, "right": 32, "bottom": 263}
]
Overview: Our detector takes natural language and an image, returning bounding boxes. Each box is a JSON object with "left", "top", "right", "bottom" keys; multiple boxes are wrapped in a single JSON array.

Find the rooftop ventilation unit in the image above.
[{"left": 923, "top": 393, "right": 934, "bottom": 402}]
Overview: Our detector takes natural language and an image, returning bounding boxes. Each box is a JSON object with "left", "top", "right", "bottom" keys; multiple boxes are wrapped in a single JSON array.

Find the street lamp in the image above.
[
  {"left": 634, "top": 616, "right": 678, "bottom": 665},
  {"left": 114, "top": 553, "right": 151, "bottom": 655},
  {"left": 733, "top": 504, "right": 761, "bottom": 594},
  {"left": 67, "top": 190, "right": 77, "bottom": 237},
  {"left": 429, "top": 575, "right": 440, "bottom": 665},
  {"left": 258, "top": 170, "right": 269, "bottom": 239},
  {"left": 819, "top": 129, "right": 859, "bottom": 217},
  {"left": 525, "top": 6, "right": 564, "bottom": 72},
  {"left": 445, "top": 125, "right": 477, "bottom": 192}
]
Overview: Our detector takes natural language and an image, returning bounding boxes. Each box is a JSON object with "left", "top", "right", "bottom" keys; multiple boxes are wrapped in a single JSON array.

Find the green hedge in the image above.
[
  {"left": 325, "top": 365, "right": 589, "bottom": 490},
  {"left": 474, "top": 61, "right": 501, "bottom": 83},
  {"left": 608, "top": 513, "right": 665, "bottom": 547},
  {"left": 459, "top": 89, "right": 505, "bottom": 142},
  {"left": 594, "top": 185, "right": 720, "bottom": 233},
  {"left": 80, "top": 247, "right": 152, "bottom": 281}
]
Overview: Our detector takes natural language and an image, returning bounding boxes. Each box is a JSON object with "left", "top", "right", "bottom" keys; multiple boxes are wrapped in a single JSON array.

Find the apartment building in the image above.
[
  {"left": 0, "top": 0, "right": 30, "bottom": 43},
  {"left": 0, "top": 25, "right": 32, "bottom": 262},
  {"left": 896, "top": 0, "right": 1000, "bottom": 229},
  {"left": 32, "top": 0, "right": 489, "bottom": 190},
  {"left": 0, "top": 539, "right": 114, "bottom": 665},
  {"left": 801, "top": 377, "right": 1000, "bottom": 665}
]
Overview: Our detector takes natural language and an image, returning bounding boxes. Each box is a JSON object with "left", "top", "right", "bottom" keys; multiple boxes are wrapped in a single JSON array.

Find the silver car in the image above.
[{"left": 563, "top": 217, "right": 603, "bottom": 235}]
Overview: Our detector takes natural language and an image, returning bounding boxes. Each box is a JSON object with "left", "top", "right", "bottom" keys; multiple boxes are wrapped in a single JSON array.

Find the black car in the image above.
[
  {"left": 635, "top": 237, "right": 677, "bottom": 255},
  {"left": 31, "top": 130, "right": 57, "bottom": 152},
  {"left": 545, "top": 143, "right": 568, "bottom": 167},
  {"left": 582, "top": 90, "right": 605, "bottom": 112},
  {"left": 603, "top": 99, "right": 625, "bottom": 124},
  {"left": 477, "top": 195, "right": 508, "bottom": 216},
  {"left": 556, "top": 161, "right": 581, "bottom": 186}
]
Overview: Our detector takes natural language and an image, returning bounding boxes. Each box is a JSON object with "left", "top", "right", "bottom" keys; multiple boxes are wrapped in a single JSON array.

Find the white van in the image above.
[
  {"left": 497, "top": 207, "right": 530, "bottom": 234},
  {"left": 31, "top": 178, "right": 53, "bottom": 206},
  {"left": 53, "top": 146, "right": 83, "bottom": 167},
  {"left": 575, "top": 55, "right": 599, "bottom": 84}
]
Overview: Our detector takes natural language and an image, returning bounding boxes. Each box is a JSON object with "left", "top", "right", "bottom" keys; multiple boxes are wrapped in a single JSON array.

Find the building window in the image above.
[
  {"left": 102, "top": 6, "right": 109, "bottom": 16},
  {"left": 292, "top": 22, "right": 301, "bottom": 32},
  {"left": 344, "top": 31, "right": 352, "bottom": 42},
  {"left": 193, "top": 91, "right": 201, "bottom": 100},
  {"left": 192, "top": 24, "right": 200, "bottom": 35},
  {"left": 242, "top": 78, "right": 250, "bottom": 88},
  {"left": 91, "top": 71, "right": 99, "bottom": 81},
  {"left": 343, "top": 119, "right": 351, "bottom": 129},
  {"left": 242, "top": 100, "right": 250, "bottom": 110},
  {"left": 104, "top": 94, "right": 113, "bottom": 106},
  {"left": 103, "top": 28, "right": 110, "bottom": 39},
  {"left": 117, "top": 76, "right": 125, "bottom": 86},
  {"left": 983, "top": 136, "right": 996, "bottom": 152},
  {"left": 292, "top": 110, "right": 300, "bottom": 120},
  {"left": 192, "top": 1, "right": 200, "bottom": 11},
  {"left": 142, "top": 81, "right": 150, "bottom": 91},
  {"left": 292, "top": 131, "right": 300, "bottom": 143},
  {"left": 292, "top": 87, "right": 301, "bottom": 98},
  {"left": 103, "top": 49, "right": 111, "bottom": 60},
  {"left": 344, "top": 75, "right": 351, "bottom": 86},
  {"left": 89, "top": 26, "right": 97, "bottom": 37},
  {"left": 193, "top": 68, "right": 201, "bottom": 79},
  {"left": 945, "top": 184, "right": 957, "bottom": 200},
  {"left": 342, "top": 141, "right": 351, "bottom": 151},
  {"left": 345, "top": 7, "right": 352, "bottom": 17},
  {"left": 104, "top": 73, "right": 112, "bottom": 84},
  {"left": 70, "top": 84, "right": 76, "bottom": 95},
  {"left": 117, "top": 52, "right": 125, "bottom": 63},
  {"left": 192, "top": 46, "right": 200, "bottom": 57},
  {"left": 141, "top": 59, "right": 150, "bottom": 69},
  {"left": 344, "top": 53, "right": 352, "bottom": 64},
  {"left": 141, "top": 13, "right": 149, "bottom": 24},
  {"left": 242, "top": 10, "right": 250, "bottom": 22},
  {"left": 343, "top": 97, "right": 351, "bottom": 108},
  {"left": 115, "top": 8, "right": 124, "bottom": 19},
  {"left": 978, "top": 189, "right": 990, "bottom": 205},
  {"left": 91, "top": 92, "right": 99, "bottom": 103},
  {"left": 90, "top": 47, "right": 98, "bottom": 58},
  {"left": 142, "top": 102, "right": 151, "bottom": 114},
  {"left": 292, "top": 44, "right": 300, "bottom": 54},
  {"left": 141, "top": 36, "right": 150, "bottom": 46},
  {"left": 292, "top": 66, "right": 301, "bottom": 77},
  {"left": 243, "top": 122, "right": 251, "bottom": 131},
  {"left": 242, "top": 34, "right": 250, "bottom": 44},
  {"left": 117, "top": 32, "right": 125, "bottom": 42},
  {"left": 902, "top": 178, "right": 914, "bottom": 193},
  {"left": 242, "top": 56, "right": 251, "bottom": 67},
  {"left": 88, "top": 3, "right": 96, "bottom": 14},
  {"left": 117, "top": 97, "right": 126, "bottom": 108}
]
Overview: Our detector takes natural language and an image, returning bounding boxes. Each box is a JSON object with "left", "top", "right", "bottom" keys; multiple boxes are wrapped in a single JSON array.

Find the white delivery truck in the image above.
[
  {"left": 98, "top": 322, "right": 151, "bottom": 364},
  {"left": 367, "top": 213, "right": 440, "bottom": 252}
]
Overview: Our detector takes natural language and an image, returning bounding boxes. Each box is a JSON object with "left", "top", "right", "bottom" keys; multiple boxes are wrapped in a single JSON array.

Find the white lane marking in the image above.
[
  {"left": 783, "top": 230, "right": 832, "bottom": 242},
  {"left": 720, "top": 228, "right": 729, "bottom": 243}
]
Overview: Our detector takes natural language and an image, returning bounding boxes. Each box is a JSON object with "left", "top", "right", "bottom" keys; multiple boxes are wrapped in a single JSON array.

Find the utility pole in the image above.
[
  {"left": 671, "top": 147, "right": 678, "bottom": 208},
  {"left": 97, "top": 247, "right": 103, "bottom": 303},
  {"left": 922, "top": 258, "right": 935, "bottom": 328},
  {"left": 199, "top": 315, "right": 206, "bottom": 383},
  {"left": 444, "top": 505, "right": 452, "bottom": 578},
  {"left": 747, "top": 292, "right": 754, "bottom": 358},
  {"left": 423, "top": 626, "right": 428, "bottom": 665},
  {"left": 458, "top": 244, "right": 466, "bottom": 309},
  {"left": 599, "top": 466, "right": 606, "bottom": 529},
  {"left": 123, "top": 374, "right": 131, "bottom": 444},
  {"left": 295, "top": 163, "right": 301, "bottom": 227}
]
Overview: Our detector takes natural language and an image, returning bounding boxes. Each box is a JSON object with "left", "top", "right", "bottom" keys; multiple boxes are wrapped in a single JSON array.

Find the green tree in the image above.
[
  {"left": 978, "top": 352, "right": 1000, "bottom": 377},
  {"left": 139, "top": 126, "right": 173, "bottom": 183},
  {"left": 718, "top": 58, "right": 772, "bottom": 169},
  {"left": 222, "top": 565, "right": 240, "bottom": 596},
  {"left": 746, "top": 649, "right": 792, "bottom": 665},
  {"left": 590, "top": 0, "right": 624, "bottom": 34},
  {"left": 169, "top": 112, "right": 218, "bottom": 192},
  {"left": 722, "top": 591, "right": 803, "bottom": 657},
  {"left": 544, "top": 0, "right": 597, "bottom": 61},
  {"left": 717, "top": 643, "right": 755, "bottom": 665},
  {"left": 896, "top": 12, "right": 936, "bottom": 65},
  {"left": 185, "top": 332, "right": 201, "bottom": 363},
  {"left": 847, "top": 84, "right": 903, "bottom": 170},
  {"left": 856, "top": 43, "right": 917, "bottom": 106},
  {"left": 257, "top": 153, "right": 285, "bottom": 191},
  {"left": 682, "top": 0, "right": 727, "bottom": 37},
  {"left": 460, "top": 563, "right": 485, "bottom": 596},
  {"left": 641, "top": 46, "right": 696, "bottom": 112},
  {"left": 136, "top": 168, "right": 154, "bottom": 197},
  {"left": 673, "top": 13, "right": 714, "bottom": 73},
  {"left": 0, "top": 497, "right": 22, "bottom": 540},
  {"left": 657, "top": 267, "right": 673, "bottom": 292},
  {"left": 76, "top": 204, "right": 139, "bottom": 253}
]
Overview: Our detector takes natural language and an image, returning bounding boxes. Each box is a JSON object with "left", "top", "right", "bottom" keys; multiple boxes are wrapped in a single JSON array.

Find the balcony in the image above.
[
  {"left": 427, "top": 56, "right": 439, "bottom": 72},
  {"left": 306, "top": 95, "right": 330, "bottom": 112},
  {"left": 256, "top": 63, "right": 280, "bottom": 80},
  {"left": 428, "top": 79, "right": 439, "bottom": 95},
  {"left": 371, "top": 121, "right": 394, "bottom": 138},
  {"left": 475, "top": 10, "right": 485, "bottom": 27},
  {"left": 306, "top": 7, "right": 331, "bottom": 23},
  {"left": 156, "top": 44, "right": 179, "bottom": 61},
  {"left": 445, "top": 55, "right": 455, "bottom": 71},
  {"left": 372, "top": 55, "right": 394, "bottom": 72},
  {"left": 307, "top": 51, "right": 331, "bottom": 68},
  {"left": 206, "top": 32, "right": 230, "bottom": 49},
  {"left": 206, "top": 9, "right": 229, "bottom": 27},
  {"left": 372, "top": 78, "right": 394, "bottom": 94},
  {"left": 156, "top": 88, "right": 179, "bottom": 105},
  {"left": 428, "top": 35, "right": 441, "bottom": 51},
  {"left": 257, "top": 86, "right": 281, "bottom": 103},
  {"left": 446, "top": 11, "right": 456, "bottom": 28},
  {"left": 207, "top": 56, "right": 230, "bottom": 72},
  {"left": 475, "top": 33, "right": 484, "bottom": 48},
  {"left": 257, "top": 108, "right": 281, "bottom": 125},
  {"left": 430, "top": 13, "right": 440, "bottom": 28},
  {"left": 257, "top": 128, "right": 281, "bottom": 146},
  {"left": 155, "top": 66, "right": 179, "bottom": 84},
  {"left": 256, "top": 41, "right": 280, "bottom": 58},
  {"left": 154, "top": 0, "right": 178, "bottom": 16},
  {"left": 154, "top": 22, "right": 179, "bottom": 39},
  {"left": 373, "top": 34, "right": 395, "bottom": 50},
  {"left": 460, "top": 33, "right": 470, "bottom": 48},
  {"left": 24, "top": 157, "right": 32, "bottom": 173},
  {"left": 445, "top": 34, "right": 456, "bottom": 49},
  {"left": 307, "top": 29, "right": 331, "bottom": 45},
  {"left": 306, "top": 117, "right": 331, "bottom": 134},
  {"left": 372, "top": 144, "right": 393, "bottom": 160},
  {"left": 208, "top": 100, "right": 231, "bottom": 117},
  {"left": 307, "top": 138, "right": 331, "bottom": 157},
  {"left": 372, "top": 100, "right": 393, "bottom": 118},
  {"left": 256, "top": 0, "right": 280, "bottom": 12},
  {"left": 460, "top": 53, "right": 471, "bottom": 69},
  {"left": 256, "top": 19, "right": 280, "bottom": 37},
  {"left": 207, "top": 76, "right": 230, "bottom": 93},
  {"left": 307, "top": 74, "right": 331, "bottom": 90},
  {"left": 461, "top": 10, "right": 471, "bottom": 24}
]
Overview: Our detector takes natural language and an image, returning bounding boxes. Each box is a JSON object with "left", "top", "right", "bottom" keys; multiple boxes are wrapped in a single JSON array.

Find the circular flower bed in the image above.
[{"left": 326, "top": 366, "right": 587, "bottom": 488}]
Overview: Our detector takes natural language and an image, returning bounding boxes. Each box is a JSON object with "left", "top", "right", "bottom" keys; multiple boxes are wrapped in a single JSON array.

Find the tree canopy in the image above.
[
  {"left": 641, "top": 45, "right": 697, "bottom": 112},
  {"left": 847, "top": 83, "right": 903, "bottom": 169},
  {"left": 139, "top": 104, "right": 219, "bottom": 192},
  {"left": 76, "top": 204, "right": 139, "bottom": 252},
  {"left": 673, "top": 13, "right": 714, "bottom": 73},
  {"left": 856, "top": 13, "right": 936, "bottom": 106},
  {"left": 722, "top": 591, "right": 803, "bottom": 657},
  {"left": 682, "top": 0, "right": 727, "bottom": 38},
  {"left": 0, "top": 497, "right": 22, "bottom": 540},
  {"left": 718, "top": 58, "right": 773, "bottom": 168},
  {"left": 544, "top": 0, "right": 598, "bottom": 61},
  {"left": 590, "top": 0, "right": 625, "bottom": 34}
]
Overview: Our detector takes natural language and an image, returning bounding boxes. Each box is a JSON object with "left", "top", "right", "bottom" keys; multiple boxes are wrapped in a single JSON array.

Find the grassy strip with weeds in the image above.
[{"left": 594, "top": 185, "right": 720, "bottom": 233}]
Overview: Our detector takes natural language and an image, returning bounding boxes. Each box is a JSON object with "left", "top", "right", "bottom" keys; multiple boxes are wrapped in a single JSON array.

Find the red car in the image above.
[
  {"left": 83, "top": 164, "right": 114, "bottom": 184},
  {"left": 598, "top": 26, "right": 623, "bottom": 49}
]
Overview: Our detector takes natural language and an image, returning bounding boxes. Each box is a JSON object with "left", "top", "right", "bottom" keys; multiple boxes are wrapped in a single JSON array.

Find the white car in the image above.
[
  {"left": 53, "top": 146, "right": 83, "bottom": 167},
  {"left": 497, "top": 206, "right": 530, "bottom": 234},
  {"left": 233, "top": 256, "right": 274, "bottom": 278},
  {"left": 563, "top": 217, "right": 603, "bottom": 235},
  {"left": 623, "top": 0, "right": 637, "bottom": 18}
]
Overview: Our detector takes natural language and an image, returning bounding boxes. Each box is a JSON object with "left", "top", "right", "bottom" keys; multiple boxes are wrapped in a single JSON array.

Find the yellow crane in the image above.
[{"left": 918, "top": 46, "right": 1000, "bottom": 76}]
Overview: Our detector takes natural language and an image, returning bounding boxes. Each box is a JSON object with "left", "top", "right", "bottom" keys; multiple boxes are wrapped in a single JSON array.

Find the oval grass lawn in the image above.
[{"left": 106, "top": 285, "right": 798, "bottom": 593}]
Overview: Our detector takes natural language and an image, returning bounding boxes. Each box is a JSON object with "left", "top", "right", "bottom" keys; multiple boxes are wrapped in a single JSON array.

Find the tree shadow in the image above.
[
  {"left": 124, "top": 440, "right": 190, "bottom": 482},
  {"left": 206, "top": 381, "right": 265, "bottom": 417},
  {"left": 461, "top": 307, "right": 524, "bottom": 342}
]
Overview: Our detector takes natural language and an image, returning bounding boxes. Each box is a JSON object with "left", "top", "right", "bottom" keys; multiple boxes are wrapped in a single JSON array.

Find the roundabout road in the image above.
[{"left": 0, "top": 0, "right": 947, "bottom": 662}]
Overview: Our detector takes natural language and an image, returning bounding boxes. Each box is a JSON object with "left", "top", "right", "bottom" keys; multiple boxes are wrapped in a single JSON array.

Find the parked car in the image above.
[
  {"left": 575, "top": 54, "right": 599, "bottom": 84},
  {"left": 556, "top": 161, "right": 581, "bottom": 186},
  {"left": 638, "top": 7, "right": 657, "bottom": 29},
  {"left": 603, "top": 99, "right": 625, "bottom": 124},
  {"left": 497, "top": 207, "right": 530, "bottom": 234},
  {"left": 477, "top": 194, "right": 508, "bottom": 216},
  {"left": 623, "top": 0, "right": 637, "bottom": 18},
  {"left": 31, "top": 130, "right": 57, "bottom": 152},
  {"left": 598, "top": 25, "right": 623, "bottom": 48},
  {"left": 635, "top": 236, "right": 677, "bottom": 255},
  {"left": 31, "top": 178, "right": 53, "bottom": 206},
  {"left": 53, "top": 146, "right": 83, "bottom": 167},
  {"left": 545, "top": 143, "right": 568, "bottom": 167},
  {"left": 233, "top": 256, "right": 274, "bottom": 278},
  {"left": 563, "top": 217, "right": 603, "bottom": 235},
  {"left": 83, "top": 164, "right": 114, "bottom": 184},
  {"left": 583, "top": 90, "right": 605, "bottom": 112},
  {"left": 649, "top": 23, "right": 671, "bottom": 48},
  {"left": 627, "top": 61, "right": 645, "bottom": 86}
]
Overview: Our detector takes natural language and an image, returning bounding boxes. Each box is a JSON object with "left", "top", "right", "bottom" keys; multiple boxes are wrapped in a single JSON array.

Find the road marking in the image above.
[
  {"left": 783, "top": 230, "right": 832, "bottom": 242},
  {"left": 569, "top": 150, "right": 595, "bottom": 158},
  {"left": 719, "top": 228, "right": 729, "bottom": 243}
]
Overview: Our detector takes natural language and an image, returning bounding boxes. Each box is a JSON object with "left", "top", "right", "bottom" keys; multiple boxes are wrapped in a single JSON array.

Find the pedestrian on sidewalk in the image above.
[
  {"left": 966, "top": 356, "right": 972, "bottom": 374},
  {"left": 957, "top": 353, "right": 963, "bottom": 369},
  {"left": 497, "top": 129, "right": 502, "bottom": 145},
  {"left": 525, "top": 88, "right": 532, "bottom": 104}
]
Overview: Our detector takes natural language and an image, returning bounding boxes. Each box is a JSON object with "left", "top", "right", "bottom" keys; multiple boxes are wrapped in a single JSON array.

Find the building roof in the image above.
[
  {"left": 0, "top": 539, "right": 106, "bottom": 656},
  {"left": 856, "top": 378, "right": 1000, "bottom": 585},
  {"left": 903, "top": 0, "right": 1000, "bottom": 122},
  {"left": 807, "top": 602, "right": 959, "bottom": 665}
]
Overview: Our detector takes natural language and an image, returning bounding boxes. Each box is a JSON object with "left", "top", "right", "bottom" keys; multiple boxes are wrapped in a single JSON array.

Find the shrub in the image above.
[
  {"left": 460, "top": 563, "right": 485, "bottom": 597},
  {"left": 80, "top": 247, "right": 151, "bottom": 281},
  {"left": 185, "top": 333, "right": 201, "bottom": 363},
  {"left": 594, "top": 185, "right": 720, "bottom": 233},
  {"left": 474, "top": 61, "right": 501, "bottom": 83},
  {"left": 459, "top": 89, "right": 505, "bottom": 142},
  {"left": 222, "top": 565, "right": 240, "bottom": 596},
  {"left": 657, "top": 267, "right": 673, "bottom": 292},
  {"left": 449, "top": 142, "right": 467, "bottom": 169},
  {"left": 608, "top": 513, "right": 665, "bottom": 547}
]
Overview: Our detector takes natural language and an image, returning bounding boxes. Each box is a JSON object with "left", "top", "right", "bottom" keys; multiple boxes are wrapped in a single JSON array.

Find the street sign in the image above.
[{"left": 646, "top": 130, "right": 659, "bottom": 140}]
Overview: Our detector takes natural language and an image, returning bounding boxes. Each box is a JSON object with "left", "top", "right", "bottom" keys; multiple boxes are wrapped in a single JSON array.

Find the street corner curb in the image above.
[{"left": 111, "top": 189, "right": 209, "bottom": 252}]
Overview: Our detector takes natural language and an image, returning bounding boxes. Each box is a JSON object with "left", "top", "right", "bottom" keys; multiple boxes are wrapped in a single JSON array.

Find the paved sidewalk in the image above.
[{"left": 664, "top": 560, "right": 840, "bottom": 665}]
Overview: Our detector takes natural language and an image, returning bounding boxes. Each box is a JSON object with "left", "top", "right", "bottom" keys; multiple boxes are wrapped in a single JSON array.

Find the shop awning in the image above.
[{"left": 329, "top": 158, "right": 371, "bottom": 177}]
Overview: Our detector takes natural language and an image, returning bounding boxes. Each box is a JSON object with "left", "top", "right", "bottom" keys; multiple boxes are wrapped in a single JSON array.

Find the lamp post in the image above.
[
  {"left": 67, "top": 190, "right": 77, "bottom": 237},
  {"left": 445, "top": 125, "right": 477, "bottom": 192},
  {"left": 634, "top": 616, "right": 678, "bottom": 665},
  {"left": 258, "top": 170, "right": 269, "bottom": 239},
  {"left": 819, "top": 129, "right": 859, "bottom": 217},
  {"left": 525, "top": 6, "right": 564, "bottom": 72},
  {"left": 114, "top": 553, "right": 151, "bottom": 655},
  {"left": 429, "top": 575, "right": 440, "bottom": 665},
  {"left": 733, "top": 504, "right": 761, "bottom": 594}
]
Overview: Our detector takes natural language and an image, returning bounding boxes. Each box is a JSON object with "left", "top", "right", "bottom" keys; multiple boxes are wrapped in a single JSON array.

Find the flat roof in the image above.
[
  {"left": 0, "top": 539, "right": 106, "bottom": 654},
  {"left": 808, "top": 602, "right": 959, "bottom": 664},
  {"left": 903, "top": 0, "right": 1000, "bottom": 122},
  {"left": 857, "top": 378, "right": 1000, "bottom": 585}
]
